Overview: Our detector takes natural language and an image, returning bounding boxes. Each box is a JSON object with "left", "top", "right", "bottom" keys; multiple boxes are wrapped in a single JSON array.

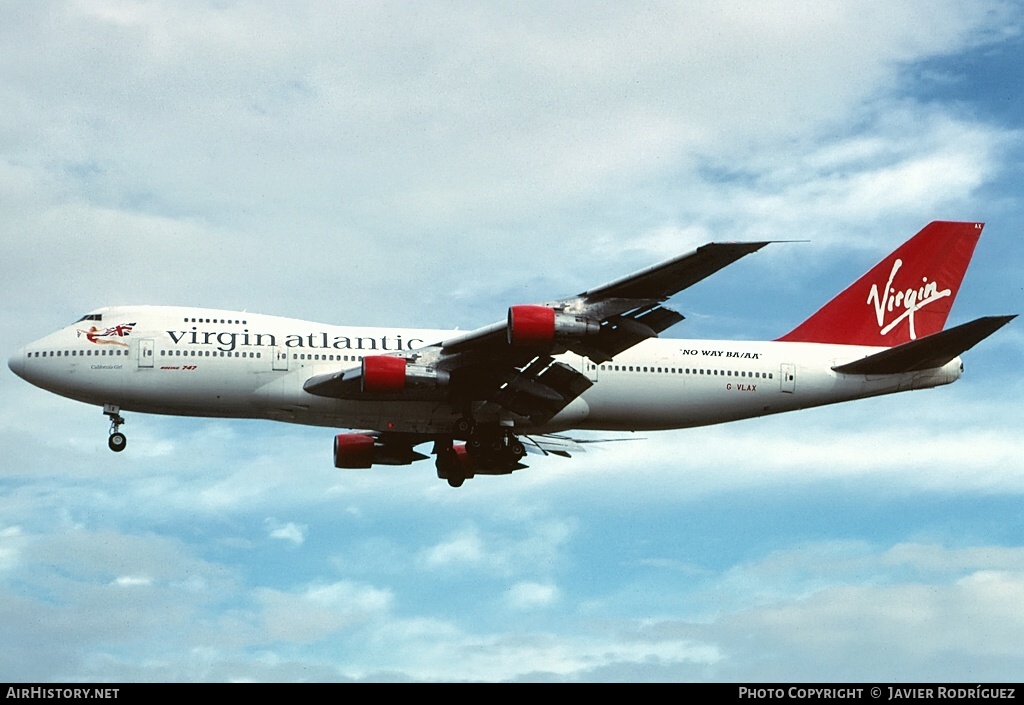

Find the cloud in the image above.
[
  {"left": 550, "top": 542, "right": 1024, "bottom": 681},
  {"left": 111, "top": 575, "right": 154, "bottom": 587},
  {"left": 701, "top": 557, "right": 1024, "bottom": 680},
  {"left": 1, "top": 1, "right": 1016, "bottom": 326},
  {"left": 418, "top": 520, "right": 576, "bottom": 577},
  {"left": 520, "top": 382, "right": 1024, "bottom": 503},
  {"left": 420, "top": 527, "right": 486, "bottom": 569},
  {"left": 0, "top": 526, "right": 26, "bottom": 572},
  {"left": 252, "top": 581, "right": 393, "bottom": 645},
  {"left": 506, "top": 581, "right": 560, "bottom": 610},
  {"left": 348, "top": 614, "right": 723, "bottom": 682},
  {"left": 705, "top": 110, "right": 1013, "bottom": 244},
  {"left": 265, "top": 519, "right": 307, "bottom": 546},
  {"left": 0, "top": 528, "right": 237, "bottom": 680}
]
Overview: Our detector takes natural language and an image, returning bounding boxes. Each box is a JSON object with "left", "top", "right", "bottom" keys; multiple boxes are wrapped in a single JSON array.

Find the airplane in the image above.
[{"left": 7, "top": 221, "right": 1014, "bottom": 487}]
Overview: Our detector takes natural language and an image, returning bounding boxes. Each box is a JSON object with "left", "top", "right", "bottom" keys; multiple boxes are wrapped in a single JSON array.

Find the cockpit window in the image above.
[{"left": 76, "top": 314, "right": 103, "bottom": 322}]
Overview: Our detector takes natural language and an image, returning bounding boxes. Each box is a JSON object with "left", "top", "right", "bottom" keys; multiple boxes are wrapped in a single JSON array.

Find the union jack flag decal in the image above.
[
  {"left": 77, "top": 322, "right": 137, "bottom": 347},
  {"left": 106, "top": 322, "right": 136, "bottom": 337}
]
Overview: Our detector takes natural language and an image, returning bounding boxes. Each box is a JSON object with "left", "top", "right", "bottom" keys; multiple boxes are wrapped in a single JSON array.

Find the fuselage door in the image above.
[
  {"left": 138, "top": 339, "right": 154, "bottom": 368},
  {"left": 581, "top": 356, "right": 598, "bottom": 382},
  {"left": 780, "top": 363, "right": 796, "bottom": 393},
  {"left": 273, "top": 347, "right": 289, "bottom": 371}
]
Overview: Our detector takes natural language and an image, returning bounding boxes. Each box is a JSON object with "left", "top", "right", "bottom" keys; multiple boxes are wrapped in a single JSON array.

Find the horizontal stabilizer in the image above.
[{"left": 832, "top": 315, "right": 1015, "bottom": 375}]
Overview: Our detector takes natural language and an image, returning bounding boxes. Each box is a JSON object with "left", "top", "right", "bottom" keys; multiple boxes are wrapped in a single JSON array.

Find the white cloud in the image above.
[
  {"left": 1, "top": 1, "right": 1015, "bottom": 326},
  {"left": 554, "top": 541, "right": 1024, "bottom": 681},
  {"left": 265, "top": 519, "right": 307, "bottom": 546},
  {"left": 112, "top": 575, "right": 153, "bottom": 587},
  {"left": 0, "top": 526, "right": 26, "bottom": 572},
  {"left": 519, "top": 383, "right": 1024, "bottom": 503},
  {"left": 417, "top": 520, "right": 575, "bottom": 577},
  {"left": 353, "top": 614, "right": 723, "bottom": 682},
  {"left": 420, "top": 527, "right": 486, "bottom": 569},
  {"left": 704, "top": 566, "right": 1024, "bottom": 680},
  {"left": 506, "top": 581, "right": 559, "bottom": 610},
  {"left": 253, "top": 581, "right": 393, "bottom": 644}
]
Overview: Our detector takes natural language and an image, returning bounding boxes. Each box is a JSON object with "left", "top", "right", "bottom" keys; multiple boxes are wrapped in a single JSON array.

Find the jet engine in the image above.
[
  {"left": 361, "top": 355, "right": 450, "bottom": 393},
  {"left": 333, "top": 433, "right": 376, "bottom": 468},
  {"left": 506, "top": 305, "right": 600, "bottom": 346},
  {"left": 334, "top": 433, "right": 428, "bottom": 468}
]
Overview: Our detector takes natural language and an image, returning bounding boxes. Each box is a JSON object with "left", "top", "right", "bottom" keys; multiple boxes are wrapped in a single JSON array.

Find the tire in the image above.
[{"left": 108, "top": 433, "right": 127, "bottom": 453}]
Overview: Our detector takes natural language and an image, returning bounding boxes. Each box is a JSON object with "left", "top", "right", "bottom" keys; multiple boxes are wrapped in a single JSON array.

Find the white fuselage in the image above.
[{"left": 8, "top": 305, "right": 963, "bottom": 434}]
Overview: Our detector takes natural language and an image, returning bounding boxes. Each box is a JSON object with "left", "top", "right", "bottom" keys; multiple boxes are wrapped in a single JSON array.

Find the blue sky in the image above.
[{"left": 2, "top": 1, "right": 1023, "bottom": 681}]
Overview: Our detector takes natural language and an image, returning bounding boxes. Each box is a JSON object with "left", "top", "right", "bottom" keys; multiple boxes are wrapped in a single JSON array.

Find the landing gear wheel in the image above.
[
  {"left": 447, "top": 475, "right": 465, "bottom": 488},
  {"left": 509, "top": 438, "right": 526, "bottom": 460},
  {"left": 103, "top": 405, "right": 127, "bottom": 453},
  {"left": 108, "top": 432, "right": 127, "bottom": 452}
]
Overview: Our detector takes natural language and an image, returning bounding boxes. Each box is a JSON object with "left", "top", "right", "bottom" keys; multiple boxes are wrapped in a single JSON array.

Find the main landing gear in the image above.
[
  {"left": 103, "top": 404, "right": 126, "bottom": 452},
  {"left": 435, "top": 421, "right": 528, "bottom": 488}
]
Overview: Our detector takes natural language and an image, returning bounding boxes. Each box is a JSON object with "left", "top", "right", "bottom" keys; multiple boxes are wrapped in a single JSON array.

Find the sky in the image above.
[{"left": 2, "top": 0, "right": 1023, "bottom": 682}]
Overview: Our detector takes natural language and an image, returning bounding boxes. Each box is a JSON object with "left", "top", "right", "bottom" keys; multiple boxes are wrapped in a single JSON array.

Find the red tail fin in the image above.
[{"left": 777, "top": 221, "right": 983, "bottom": 347}]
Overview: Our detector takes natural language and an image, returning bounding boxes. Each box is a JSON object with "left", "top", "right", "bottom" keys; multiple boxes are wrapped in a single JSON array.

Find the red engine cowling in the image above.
[
  {"left": 334, "top": 433, "right": 376, "bottom": 468},
  {"left": 507, "top": 305, "right": 600, "bottom": 347},
  {"left": 362, "top": 356, "right": 407, "bottom": 393},
  {"left": 507, "top": 305, "right": 555, "bottom": 346},
  {"left": 361, "top": 355, "right": 449, "bottom": 394}
]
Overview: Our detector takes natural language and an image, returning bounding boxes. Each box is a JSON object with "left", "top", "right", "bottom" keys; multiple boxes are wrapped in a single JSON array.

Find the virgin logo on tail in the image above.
[
  {"left": 867, "top": 259, "right": 951, "bottom": 340},
  {"left": 776, "top": 221, "right": 982, "bottom": 347}
]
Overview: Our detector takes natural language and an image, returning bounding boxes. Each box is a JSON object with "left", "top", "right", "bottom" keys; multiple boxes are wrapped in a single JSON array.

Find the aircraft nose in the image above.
[{"left": 8, "top": 346, "right": 26, "bottom": 380}]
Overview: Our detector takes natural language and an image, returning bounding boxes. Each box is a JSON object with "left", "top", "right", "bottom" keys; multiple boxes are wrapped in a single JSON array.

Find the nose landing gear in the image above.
[{"left": 104, "top": 404, "right": 127, "bottom": 452}]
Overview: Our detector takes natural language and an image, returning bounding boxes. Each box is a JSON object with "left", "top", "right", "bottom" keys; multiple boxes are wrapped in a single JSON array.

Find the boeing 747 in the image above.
[{"left": 8, "top": 221, "right": 1013, "bottom": 486}]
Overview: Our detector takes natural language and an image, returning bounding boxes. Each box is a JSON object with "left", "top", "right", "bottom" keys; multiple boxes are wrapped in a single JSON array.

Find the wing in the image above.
[
  {"left": 438, "top": 241, "right": 771, "bottom": 360},
  {"left": 304, "top": 241, "right": 771, "bottom": 427}
]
